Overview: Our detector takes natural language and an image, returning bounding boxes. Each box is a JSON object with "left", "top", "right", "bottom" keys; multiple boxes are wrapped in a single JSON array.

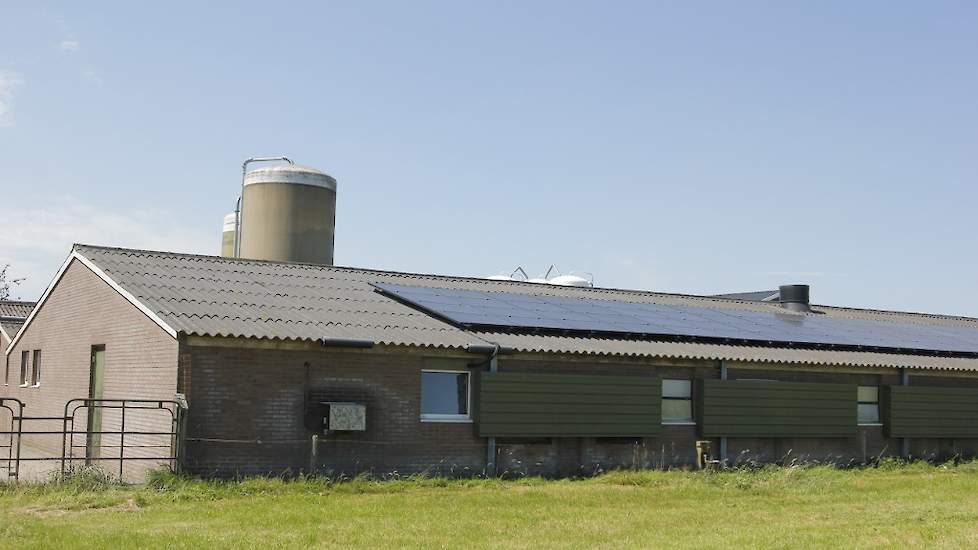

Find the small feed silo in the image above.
[
  {"left": 220, "top": 212, "right": 238, "bottom": 257},
  {"left": 238, "top": 164, "right": 337, "bottom": 265}
]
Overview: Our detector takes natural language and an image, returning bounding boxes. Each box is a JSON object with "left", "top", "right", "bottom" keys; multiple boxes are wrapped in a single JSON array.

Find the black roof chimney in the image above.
[{"left": 778, "top": 284, "right": 810, "bottom": 313}]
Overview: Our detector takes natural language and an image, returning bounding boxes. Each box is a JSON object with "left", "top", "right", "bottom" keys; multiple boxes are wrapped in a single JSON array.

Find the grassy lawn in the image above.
[{"left": 2, "top": 461, "right": 978, "bottom": 549}]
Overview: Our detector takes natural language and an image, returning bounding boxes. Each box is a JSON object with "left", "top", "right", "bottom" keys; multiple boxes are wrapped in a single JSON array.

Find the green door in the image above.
[{"left": 86, "top": 346, "right": 106, "bottom": 464}]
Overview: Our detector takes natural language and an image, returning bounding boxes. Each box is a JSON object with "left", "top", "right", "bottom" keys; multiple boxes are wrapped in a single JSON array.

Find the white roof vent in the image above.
[
  {"left": 486, "top": 265, "right": 593, "bottom": 287},
  {"left": 486, "top": 267, "right": 528, "bottom": 282},
  {"left": 548, "top": 274, "right": 592, "bottom": 287}
]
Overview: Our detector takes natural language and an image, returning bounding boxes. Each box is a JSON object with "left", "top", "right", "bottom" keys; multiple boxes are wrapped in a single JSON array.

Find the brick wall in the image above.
[
  {"left": 180, "top": 343, "right": 486, "bottom": 477},
  {"left": 182, "top": 343, "right": 721, "bottom": 477},
  {"left": 1, "top": 260, "right": 179, "bottom": 481},
  {"left": 180, "top": 342, "right": 978, "bottom": 478}
]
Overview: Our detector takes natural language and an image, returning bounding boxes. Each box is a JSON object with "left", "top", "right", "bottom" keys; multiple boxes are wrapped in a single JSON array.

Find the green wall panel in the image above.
[
  {"left": 884, "top": 386, "right": 978, "bottom": 438},
  {"left": 477, "top": 373, "right": 661, "bottom": 437},
  {"left": 697, "top": 380, "right": 856, "bottom": 438}
]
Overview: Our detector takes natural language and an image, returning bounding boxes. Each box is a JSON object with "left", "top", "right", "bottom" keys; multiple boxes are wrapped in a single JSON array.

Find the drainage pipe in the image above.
[
  {"left": 900, "top": 368, "right": 910, "bottom": 459},
  {"left": 719, "top": 360, "right": 728, "bottom": 464},
  {"left": 309, "top": 434, "right": 319, "bottom": 474},
  {"left": 234, "top": 156, "right": 294, "bottom": 257},
  {"left": 467, "top": 343, "right": 507, "bottom": 476}
]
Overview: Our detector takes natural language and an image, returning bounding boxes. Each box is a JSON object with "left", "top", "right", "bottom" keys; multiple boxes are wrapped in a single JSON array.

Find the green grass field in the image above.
[{"left": 2, "top": 461, "right": 978, "bottom": 549}]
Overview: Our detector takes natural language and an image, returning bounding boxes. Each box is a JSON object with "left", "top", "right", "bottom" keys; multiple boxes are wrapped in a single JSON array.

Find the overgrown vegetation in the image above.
[
  {"left": 0, "top": 264, "right": 25, "bottom": 300},
  {"left": 3, "top": 461, "right": 978, "bottom": 548}
]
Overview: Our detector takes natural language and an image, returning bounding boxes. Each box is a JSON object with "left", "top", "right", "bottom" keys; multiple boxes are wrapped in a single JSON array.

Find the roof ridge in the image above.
[
  {"left": 813, "top": 304, "right": 978, "bottom": 324},
  {"left": 69, "top": 243, "right": 796, "bottom": 306}
]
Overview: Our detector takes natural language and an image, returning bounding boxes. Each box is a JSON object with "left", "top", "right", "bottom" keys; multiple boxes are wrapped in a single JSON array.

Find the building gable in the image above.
[{"left": 5, "top": 252, "right": 176, "bottom": 357}]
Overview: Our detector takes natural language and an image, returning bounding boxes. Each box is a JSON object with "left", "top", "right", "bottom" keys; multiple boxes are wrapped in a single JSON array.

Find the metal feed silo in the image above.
[
  {"left": 220, "top": 212, "right": 238, "bottom": 257},
  {"left": 239, "top": 164, "right": 337, "bottom": 264}
]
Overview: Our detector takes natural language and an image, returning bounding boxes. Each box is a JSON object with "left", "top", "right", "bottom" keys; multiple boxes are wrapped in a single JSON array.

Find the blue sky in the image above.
[{"left": 1, "top": 1, "right": 976, "bottom": 315}]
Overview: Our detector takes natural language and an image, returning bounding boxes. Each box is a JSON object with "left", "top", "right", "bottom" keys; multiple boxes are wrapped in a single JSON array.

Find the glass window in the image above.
[
  {"left": 662, "top": 379, "right": 693, "bottom": 424},
  {"left": 19, "top": 350, "right": 29, "bottom": 386},
  {"left": 857, "top": 386, "right": 878, "bottom": 402},
  {"left": 421, "top": 370, "right": 470, "bottom": 421},
  {"left": 857, "top": 386, "right": 880, "bottom": 425},
  {"left": 663, "top": 379, "right": 692, "bottom": 398},
  {"left": 31, "top": 350, "right": 41, "bottom": 387}
]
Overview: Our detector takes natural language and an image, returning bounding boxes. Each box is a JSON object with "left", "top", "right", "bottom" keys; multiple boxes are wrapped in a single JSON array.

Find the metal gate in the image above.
[{"left": 0, "top": 397, "right": 186, "bottom": 482}]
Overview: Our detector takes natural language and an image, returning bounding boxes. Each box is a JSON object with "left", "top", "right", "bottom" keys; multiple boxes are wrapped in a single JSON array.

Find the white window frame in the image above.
[
  {"left": 30, "top": 350, "right": 41, "bottom": 388},
  {"left": 661, "top": 378, "right": 696, "bottom": 426},
  {"left": 857, "top": 385, "right": 882, "bottom": 426},
  {"left": 19, "top": 350, "right": 29, "bottom": 388},
  {"left": 420, "top": 369, "right": 472, "bottom": 423}
]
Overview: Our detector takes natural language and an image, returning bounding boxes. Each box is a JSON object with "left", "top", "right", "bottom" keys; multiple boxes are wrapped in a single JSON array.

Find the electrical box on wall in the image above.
[{"left": 305, "top": 401, "right": 366, "bottom": 433}]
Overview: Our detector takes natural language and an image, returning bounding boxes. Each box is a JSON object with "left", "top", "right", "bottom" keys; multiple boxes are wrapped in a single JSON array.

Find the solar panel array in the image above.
[{"left": 372, "top": 283, "right": 978, "bottom": 355}]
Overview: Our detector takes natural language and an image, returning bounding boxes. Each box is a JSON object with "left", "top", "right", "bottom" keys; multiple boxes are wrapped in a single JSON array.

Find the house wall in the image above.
[
  {"left": 180, "top": 339, "right": 978, "bottom": 478},
  {"left": 1, "top": 260, "right": 179, "bottom": 480},
  {"left": 180, "top": 343, "right": 486, "bottom": 477},
  {"left": 721, "top": 366, "right": 978, "bottom": 464},
  {"left": 490, "top": 356, "right": 716, "bottom": 476},
  {"left": 179, "top": 342, "right": 711, "bottom": 478}
]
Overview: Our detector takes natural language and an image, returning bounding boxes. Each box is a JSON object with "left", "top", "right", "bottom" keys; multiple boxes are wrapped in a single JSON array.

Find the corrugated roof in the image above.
[
  {"left": 0, "top": 300, "right": 34, "bottom": 319},
  {"left": 0, "top": 320, "right": 24, "bottom": 341},
  {"left": 71, "top": 244, "right": 978, "bottom": 371},
  {"left": 76, "top": 245, "right": 485, "bottom": 350},
  {"left": 712, "top": 290, "right": 780, "bottom": 302},
  {"left": 0, "top": 300, "right": 32, "bottom": 346},
  {"left": 474, "top": 332, "right": 978, "bottom": 371}
]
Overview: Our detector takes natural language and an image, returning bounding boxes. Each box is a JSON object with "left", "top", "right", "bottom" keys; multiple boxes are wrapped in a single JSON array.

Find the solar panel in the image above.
[{"left": 372, "top": 282, "right": 978, "bottom": 355}]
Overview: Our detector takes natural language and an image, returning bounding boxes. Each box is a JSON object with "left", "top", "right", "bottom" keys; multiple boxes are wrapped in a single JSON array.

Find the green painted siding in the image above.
[
  {"left": 697, "top": 380, "right": 857, "bottom": 438},
  {"left": 884, "top": 386, "right": 978, "bottom": 438},
  {"left": 477, "top": 373, "right": 661, "bottom": 437}
]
